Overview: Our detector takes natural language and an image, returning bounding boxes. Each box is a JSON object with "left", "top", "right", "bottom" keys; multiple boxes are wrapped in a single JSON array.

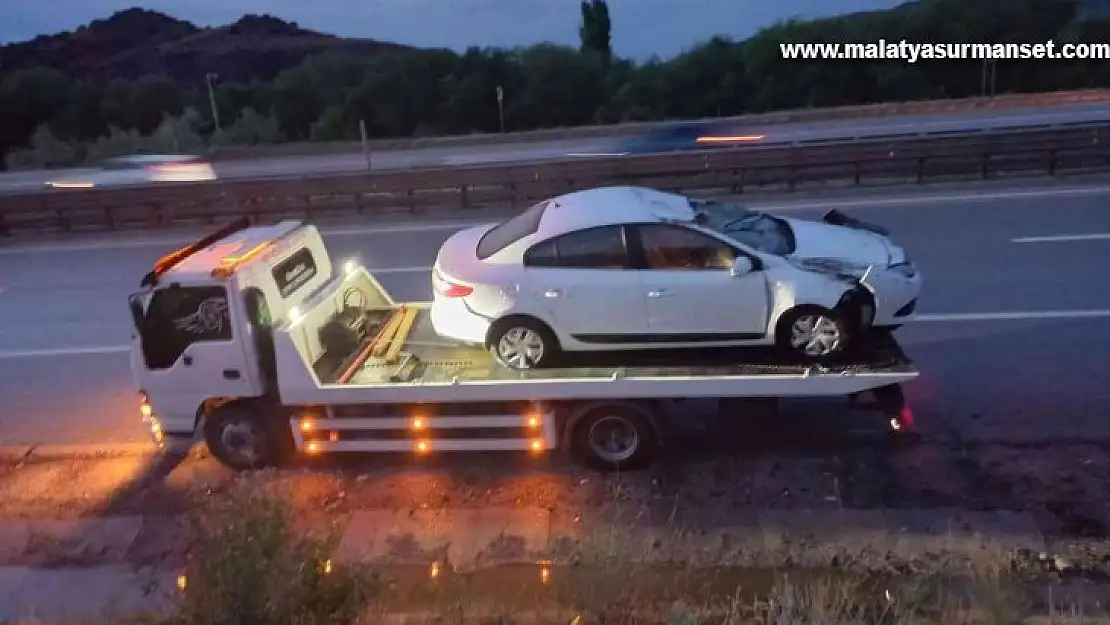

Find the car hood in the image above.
[{"left": 782, "top": 217, "right": 894, "bottom": 266}]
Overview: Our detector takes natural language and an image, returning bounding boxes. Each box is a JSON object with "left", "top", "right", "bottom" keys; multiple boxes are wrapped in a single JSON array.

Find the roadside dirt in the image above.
[{"left": 2, "top": 423, "right": 1110, "bottom": 579}]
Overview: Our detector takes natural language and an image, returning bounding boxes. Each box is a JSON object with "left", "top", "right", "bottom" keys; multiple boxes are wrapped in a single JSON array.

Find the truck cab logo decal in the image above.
[
  {"left": 272, "top": 248, "right": 318, "bottom": 298},
  {"left": 173, "top": 297, "right": 230, "bottom": 334}
]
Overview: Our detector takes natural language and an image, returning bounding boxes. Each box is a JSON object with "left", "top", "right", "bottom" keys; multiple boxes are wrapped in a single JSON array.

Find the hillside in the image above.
[{"left": 0, "top": 8, "right": 412, "bottom": 87}]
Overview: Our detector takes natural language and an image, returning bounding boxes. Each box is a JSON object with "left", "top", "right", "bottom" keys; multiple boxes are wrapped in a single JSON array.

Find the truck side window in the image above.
[
  {"left": 244, "top": 288, "right": 277, "bottom": 390},
  {"left": 140, "top": 286, "right": 233, "bottom": 370}
]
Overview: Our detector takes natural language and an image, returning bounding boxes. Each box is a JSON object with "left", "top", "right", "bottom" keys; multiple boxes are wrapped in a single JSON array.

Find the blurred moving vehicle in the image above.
[
  {"left": 44, "top": 154, "right": 216, "bottom": 189},
  {"left": 431, "top": 186, "right": 921, "bottom": 369},
  {"left": 615, "top": 122, "right": 764, "bottom": 154}
]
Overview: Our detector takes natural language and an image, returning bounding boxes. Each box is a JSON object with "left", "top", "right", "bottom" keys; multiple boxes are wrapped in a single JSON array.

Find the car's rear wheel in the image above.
[
  {"left": 488, "top": 317, "right": 559, "bottom": 370},
  {"left": 777, "top": 306, "right": 854, "bottom": 362}
]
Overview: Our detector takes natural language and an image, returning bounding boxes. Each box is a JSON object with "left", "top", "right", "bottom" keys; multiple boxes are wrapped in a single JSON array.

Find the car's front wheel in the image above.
[
  {"left": 777, "top": 306, "right": 854, "bottom": 362},
  {"left": 488, "top": 317, "right": 559, "bottom": 370}
]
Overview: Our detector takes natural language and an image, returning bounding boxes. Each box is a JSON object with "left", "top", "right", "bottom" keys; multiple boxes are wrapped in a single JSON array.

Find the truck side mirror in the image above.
[{"left": 730, "top": 256, "right": 754, "bottom": 276}]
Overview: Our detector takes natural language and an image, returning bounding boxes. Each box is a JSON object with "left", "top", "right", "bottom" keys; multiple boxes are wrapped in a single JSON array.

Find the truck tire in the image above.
[
  {"left": 203, "top": 401, "right": 293, "bottom": 471},
  {"left": 569, "top": 403, "right": 658, "bottom": 471}
]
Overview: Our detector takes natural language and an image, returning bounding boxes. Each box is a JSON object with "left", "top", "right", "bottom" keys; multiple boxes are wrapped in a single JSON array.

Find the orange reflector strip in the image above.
[
  {"left": 211, "top": 242, "right": 271, "bottom": 278},
  {"left": 695, "top": 134, "right": 765, "bottom": 143}
]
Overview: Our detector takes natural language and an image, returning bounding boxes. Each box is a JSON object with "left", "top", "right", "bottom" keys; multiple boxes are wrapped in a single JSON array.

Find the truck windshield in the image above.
[{"left": 130, "top": 286, "right": 232, "bottom": 369}]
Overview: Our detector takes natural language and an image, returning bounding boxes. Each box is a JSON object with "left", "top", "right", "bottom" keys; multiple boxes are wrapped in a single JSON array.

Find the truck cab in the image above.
[{"left": 127, "top": 218, "right": 368, "bottom": 450}]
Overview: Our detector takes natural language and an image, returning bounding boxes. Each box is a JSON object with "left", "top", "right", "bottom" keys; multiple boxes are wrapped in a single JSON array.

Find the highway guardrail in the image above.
[
  {"left": 206, "top": 88, "right": 1110, "bottom": 160},
  {"left": 2, "top": 125, "right": 1109, "bottom": 237}
]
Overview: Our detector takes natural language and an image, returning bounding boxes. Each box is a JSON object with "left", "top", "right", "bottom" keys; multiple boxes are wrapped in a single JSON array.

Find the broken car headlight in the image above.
[{"left": 888, "top": 260, "right": 917, "bottom": 278}]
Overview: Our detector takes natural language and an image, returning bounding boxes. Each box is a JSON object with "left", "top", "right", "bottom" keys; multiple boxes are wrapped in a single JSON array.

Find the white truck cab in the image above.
[
  {"left": 128, "top": 218, "right": 359, "bottom": 452},
  {"left": 128, "top": 218, "right": 919, "bottom": 472}
]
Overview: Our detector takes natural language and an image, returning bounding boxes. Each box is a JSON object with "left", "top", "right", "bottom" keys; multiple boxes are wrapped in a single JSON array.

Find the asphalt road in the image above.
[
  {"left": 2, "top": 102, "right": 1110, "bottom": 192},
  {"left": 0, "top": 181, "right": 1109, "bottom": 447}
]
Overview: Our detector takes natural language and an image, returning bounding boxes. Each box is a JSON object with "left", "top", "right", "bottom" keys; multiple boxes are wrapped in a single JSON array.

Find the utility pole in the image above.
[
  {"left": 496, "top": 84, "right": 505, "bottom": 133},
  {"left": 980, "top": 60, "right": 998, "bottom": 97},
  {"left": 206, "top": 73, "right": 221, "bottom": 132},
  {"left": 359, "top": 119, "right": 371, "bottom": 170}
]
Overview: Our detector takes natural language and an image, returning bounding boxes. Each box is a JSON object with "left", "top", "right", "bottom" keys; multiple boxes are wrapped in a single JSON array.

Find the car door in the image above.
[
  {"left": 632, "top": 223, "right": 769, "bottom": 340},
  {"left": 521, "top": 225, "right": 649, "bottom": 343}
]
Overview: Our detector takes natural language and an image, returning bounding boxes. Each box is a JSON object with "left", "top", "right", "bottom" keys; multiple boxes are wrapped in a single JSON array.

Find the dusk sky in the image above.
[{"left": 2, "top": 0, "right": 902, "bottom": 59}]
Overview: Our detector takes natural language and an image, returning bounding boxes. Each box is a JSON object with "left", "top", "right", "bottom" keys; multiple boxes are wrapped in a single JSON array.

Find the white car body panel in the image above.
[
  {"left": 784, "top": 218, "right": 893, "bottom": 265},
  {"left": 527, "top": 267, "right": 649, "bottom": 339},
  {"left": 429, "top": 186, "right": 922, "bottom": 353}
]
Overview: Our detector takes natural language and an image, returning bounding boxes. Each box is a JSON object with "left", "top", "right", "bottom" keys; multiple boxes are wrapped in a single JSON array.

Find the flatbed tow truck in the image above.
[{"left": 128, "top": 218, "right": 920, "bottom": 471}]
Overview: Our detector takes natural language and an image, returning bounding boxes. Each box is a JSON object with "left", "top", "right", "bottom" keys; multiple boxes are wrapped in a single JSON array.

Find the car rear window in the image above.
[{"left": 476, "top": 200, "right": 550, "bottom": 260}]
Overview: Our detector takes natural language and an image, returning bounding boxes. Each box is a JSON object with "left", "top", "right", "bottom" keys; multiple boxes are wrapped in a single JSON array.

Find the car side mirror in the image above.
[{"left": 729, "top": 256, "right": 754, "bottom": 276}]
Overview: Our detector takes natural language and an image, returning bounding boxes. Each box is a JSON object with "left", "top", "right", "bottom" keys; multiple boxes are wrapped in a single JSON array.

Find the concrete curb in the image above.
[{"left": 0, "top": 506, "right": 1049, "bottom": 570}]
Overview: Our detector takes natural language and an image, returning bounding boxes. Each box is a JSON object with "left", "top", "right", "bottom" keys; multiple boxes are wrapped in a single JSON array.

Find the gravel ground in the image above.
[{"left": 2, "top": 418, "right": 1110, "bottom": 580}]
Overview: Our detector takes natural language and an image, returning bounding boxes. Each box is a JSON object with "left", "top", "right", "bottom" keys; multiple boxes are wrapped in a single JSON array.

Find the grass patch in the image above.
[
  {"left": 150, "top": 479, "right": 372, "bottom": 625},
  {"left": 141, "top": 482, "right": 1107, "bottom": 625}
]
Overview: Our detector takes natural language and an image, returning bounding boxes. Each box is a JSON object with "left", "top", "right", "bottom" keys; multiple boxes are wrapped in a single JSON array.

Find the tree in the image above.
[
  {"left": 579, "top": 0, "right": 612, "bottom": 66},
  {"left": 5, "top": 0, "right": 1110, "bottom": 168},
  {"left": 213, "top": 107, "right": 285, "bottom": 145}
]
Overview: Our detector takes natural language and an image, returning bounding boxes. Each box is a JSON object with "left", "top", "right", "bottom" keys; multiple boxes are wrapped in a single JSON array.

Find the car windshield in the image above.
[{"left": 690, "top": 199, "right": 795, "bottom": 256}]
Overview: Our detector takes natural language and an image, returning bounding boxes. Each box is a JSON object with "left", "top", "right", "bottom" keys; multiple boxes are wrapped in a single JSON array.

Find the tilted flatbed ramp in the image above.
[{"left": 274, "top": 305, "right": 918, "bottom": 406}]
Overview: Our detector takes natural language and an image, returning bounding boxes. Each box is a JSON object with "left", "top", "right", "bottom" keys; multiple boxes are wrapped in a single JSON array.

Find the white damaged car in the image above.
[{"left": 430, "top": 185, "right": 921, "bottom": 369}]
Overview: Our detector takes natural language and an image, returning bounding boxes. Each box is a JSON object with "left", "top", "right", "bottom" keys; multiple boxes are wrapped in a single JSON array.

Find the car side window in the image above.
[
  {"left": 637, "top": 224, "right": 737, "bottom": 271},
  {"left": 523, "top": 240, "right": 558, "bottom": 267},
  {"left": 524, "top": 226, "right": 628, "bottom": 269}
]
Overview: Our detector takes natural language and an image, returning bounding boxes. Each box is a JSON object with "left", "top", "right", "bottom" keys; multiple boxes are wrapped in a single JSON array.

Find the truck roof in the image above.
[{"left": 146, "top": 219, "right": 306, "bottom": 286}]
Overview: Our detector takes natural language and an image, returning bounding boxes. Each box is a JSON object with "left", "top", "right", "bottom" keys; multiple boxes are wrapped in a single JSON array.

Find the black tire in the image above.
[
  {"left": 569, "top": 404, "right": 658, "bottom": 472},
  {"left": 776, "top": 305, "right": 855, "bottom": 362},
  {"left": 487, "top": 316, "right": 560, "bottom": 370},
  {"left": 203, "top": 401, "right": 293, "bottom": 471}
]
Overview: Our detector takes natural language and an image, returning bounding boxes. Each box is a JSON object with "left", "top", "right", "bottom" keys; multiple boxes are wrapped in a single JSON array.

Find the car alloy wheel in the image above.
[
  {"left": 496, "top": 326, "right": 546, "bottom": 369},
  {"left": 789, "top": 313, "right": 843, "bottom": 357}
]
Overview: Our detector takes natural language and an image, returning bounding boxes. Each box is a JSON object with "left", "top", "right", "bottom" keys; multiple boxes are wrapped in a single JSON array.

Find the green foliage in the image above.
[
  {"left": 579, "top": 0, "right": 613, "bottom": 64},
  {"left": 3, "top": 125, "right": 79, "bottom": 169},
  {"left": 1, "top": 0, "right": 1110, "bottom": 168},
  {"left": 157, "top": 484, "right": 371, "bottom": 625},
  {"left": 212, "top": 107, "right": 286, "bottom": 146}
]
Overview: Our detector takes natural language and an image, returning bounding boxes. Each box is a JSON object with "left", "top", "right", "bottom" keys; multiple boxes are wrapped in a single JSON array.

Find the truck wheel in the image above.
[
  {"left": 570, "top": 404, "right": 658, "bottom": 471},
  {"left": 203, "top": 402, "right": 293, "bottom": 471}
]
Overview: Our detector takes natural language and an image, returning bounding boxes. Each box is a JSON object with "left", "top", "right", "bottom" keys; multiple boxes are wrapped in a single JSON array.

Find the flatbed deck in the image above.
[{"left": 342, "top": 306, "right": 916, "bottom": 387}]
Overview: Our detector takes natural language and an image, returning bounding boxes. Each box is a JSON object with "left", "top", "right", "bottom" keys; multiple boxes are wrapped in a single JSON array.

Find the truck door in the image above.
[{"left": 130, "top": 284, "right": 263, "bottom": 423}]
